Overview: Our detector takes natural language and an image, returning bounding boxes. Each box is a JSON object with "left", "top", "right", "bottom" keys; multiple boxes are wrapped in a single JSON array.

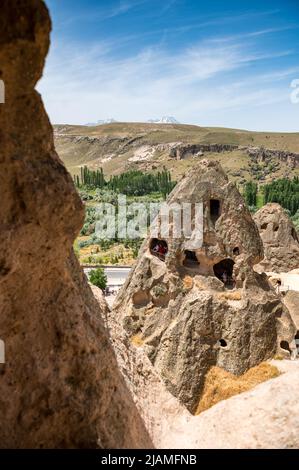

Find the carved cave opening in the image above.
[
  {"left": 213, "top": 258, "right": 235, "bottom": 288},
  {"left": 150, "top": 238, "right": 168, "bottom": 261},
  {"left": 280, "top": 340, "right": 291, "bottom": 353},
  {"left": 183, "top": 250, "right": 200, "bottom": 268},
  {"left": 210, "top": 199, "right": 221, "bottom": 224}
]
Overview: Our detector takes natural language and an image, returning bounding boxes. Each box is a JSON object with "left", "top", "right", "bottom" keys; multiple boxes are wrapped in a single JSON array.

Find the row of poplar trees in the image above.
[
  {"left": 74, "top": 166, "right": 175, "bottom": 198},
  {"left": 264, "top": 177, "right": 299, "bottom": 215},
  {"left": 244, "top": 177, "right": 299, "bottom": 215}
]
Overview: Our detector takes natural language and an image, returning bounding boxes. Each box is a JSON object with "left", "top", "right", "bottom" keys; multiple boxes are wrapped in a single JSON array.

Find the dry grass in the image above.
[
  {"left": 217, "top": 291, "right": 242, "bottom": 301},
  {"left": 183, "top": 276, "right": 193, "bottom": 290},
  {"left": 195, "top": 362, "right": 280, "bottom": 415},
  {"left": 194, "top": 279, "right": 207, "bottom": 290},
  {"left": 131, "top": 333, "right": 144, "bottom": 347},
  {"left": 273, "top": 354, "right": 285, "bottom": 360}
]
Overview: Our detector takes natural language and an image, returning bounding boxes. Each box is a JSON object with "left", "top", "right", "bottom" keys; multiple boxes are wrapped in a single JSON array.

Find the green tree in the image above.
[
  {"left": 89, "top": 268, "right": 107, "bottom": 291},
  {"left": 244, "top": 181, "right": 257, "bottom": 207},
  {"left": 263, "top": 177, "right": 299, "bottom": 215}
]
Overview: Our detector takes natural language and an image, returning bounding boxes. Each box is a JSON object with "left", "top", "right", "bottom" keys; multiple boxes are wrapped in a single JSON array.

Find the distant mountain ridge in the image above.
[{"left": 85, "top": 116, "right": 180, "bottom": 126}]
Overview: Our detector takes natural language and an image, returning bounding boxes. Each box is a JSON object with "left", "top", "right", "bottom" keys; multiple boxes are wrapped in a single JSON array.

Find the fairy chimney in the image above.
[
  {"left": 0, "top": 0, "right": 151, "bottom": 448},
  {"left": 114, "top": 160, "right": 296, "bottom": 412},
  {"left": 253, "top": 203, "right": 299, "bottom": 273}
]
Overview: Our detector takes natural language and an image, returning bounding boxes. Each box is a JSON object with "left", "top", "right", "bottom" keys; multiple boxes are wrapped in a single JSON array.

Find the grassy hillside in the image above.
[{"left": 54, "top": 122, "right": 299, "bottom": 186}]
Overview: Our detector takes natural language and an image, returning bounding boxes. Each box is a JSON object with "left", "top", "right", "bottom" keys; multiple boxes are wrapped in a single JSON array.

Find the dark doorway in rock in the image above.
[
  {"left": 213, "top": 258, "right": 235, "bottom": 288},
  {"left": 210, "top": 199, "right": 221, "bottom": 224},
  {"left": 295, "top": 332, "right": 299, "bottom": 353},
  {"left": 233, "top": 247, "right": 240, "bottom": 256},
  {"left": 261, "top": 223, "right": 268, "bottom": 230},
  {"left": 219, "top": 339, "right": 227, "bottom": 348},
  {"left": 183, "top": 250, "right": 200, "bottom": 268},
  {"left": 150, "top": 238, "right": 168, "bottom": 261},
  {"left": 280, "top": 340, "right": 291, "bottom": 353}
]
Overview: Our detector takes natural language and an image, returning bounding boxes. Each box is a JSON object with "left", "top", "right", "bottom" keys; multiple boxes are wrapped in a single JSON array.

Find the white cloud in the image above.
[
  {"left": 98, "top": 0, "right": 150, "bottom": 19},
  {"left": 38, "top": 30, "right": 298, "bottom": 130}
]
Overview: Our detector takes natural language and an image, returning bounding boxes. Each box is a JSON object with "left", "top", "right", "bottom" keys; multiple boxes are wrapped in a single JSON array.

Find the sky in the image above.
[{"left": 39, "top": 0, "right": 299, "bottom": 131}]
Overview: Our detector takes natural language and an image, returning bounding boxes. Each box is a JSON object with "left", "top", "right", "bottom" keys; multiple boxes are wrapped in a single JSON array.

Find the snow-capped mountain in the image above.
[
  {"left": 85, "top": 118, "right": 117, "bottom": 126},
  {"left": 147, "top": 116, "right": 180, "bottom": 124},
  {"left": 84, "top": 116, "right": 180, "bottom": 126}
]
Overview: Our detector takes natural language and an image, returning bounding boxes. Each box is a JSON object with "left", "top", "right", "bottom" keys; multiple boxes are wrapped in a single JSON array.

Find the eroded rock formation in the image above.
[
  {"left": 247, "top": 147, "right": 299, "bottom": 169},
  {"left": 2, "top": 0, "right": 299, "bottom": 451},
  {"left": 169, "top": 143, "right": 238, "bottom": 160},
  {"left": 168, "top": 143, "right": 299, "bottom": 168},
  {"left": 93, "top": 286, "right": 299, "bottom": 449},
  {"left": 254, "top": 203, "right": 299, "bottom": 273},
  {"left": 0, "top": 0, "right": 152, "bottom": 449},
  {"left": 94, "top": 287, "right": 299, "bottom": 449},
  {"left": 283, "top": 290, "right": 299, "bottom": 333},
  {"left": 114, "top": 160, "right": 296, "bottom": 412}
]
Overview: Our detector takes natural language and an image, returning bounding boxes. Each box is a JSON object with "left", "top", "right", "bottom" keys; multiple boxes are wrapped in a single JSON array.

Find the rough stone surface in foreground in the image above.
[
  {"left": 114, "top": 160, "right": 296, "bottom": 412},
  {"left": 0, "top": 0, "right": 151, "bottom": 449},
  {"left": 254, "top": 203, "right": 299, "bottom": 273},
  {"left": 95, "top": 287, "right": 299, "bottom": 449}
]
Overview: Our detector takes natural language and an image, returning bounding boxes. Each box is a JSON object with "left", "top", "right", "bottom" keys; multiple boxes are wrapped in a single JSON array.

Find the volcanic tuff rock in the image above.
[
  {"left": 0, "top": 0, "right": 152, "bottom": 448},
  {"left": 114, "top": 160, "right": 296, "bottom": 412},
  {"left": 283, "top": 290, "right": 299, "bottom": 331},
  {"left": 2, "top": 0, "right": 299, "bottom": 451},
  {"left": 92, "top": 287, "right": 299, "bottom": 449},
  {"left": 254, "top": 203, "right": 299, "bottom": 273}
]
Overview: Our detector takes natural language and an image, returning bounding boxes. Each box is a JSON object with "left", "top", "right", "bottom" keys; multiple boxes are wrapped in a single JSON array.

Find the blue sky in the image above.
[{"left": 39, "top": 0, "right": 299, "bottom": 131}]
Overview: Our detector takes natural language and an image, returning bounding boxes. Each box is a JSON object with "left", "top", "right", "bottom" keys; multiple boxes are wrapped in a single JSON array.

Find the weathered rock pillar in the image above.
[{"left": 0, "top": 0, "right": 151, "bottom": 448}]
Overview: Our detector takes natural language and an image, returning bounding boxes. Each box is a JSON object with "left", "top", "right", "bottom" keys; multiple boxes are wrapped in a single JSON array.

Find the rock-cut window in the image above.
[{"left": 210, "top": 199, "right": 221, "bottom": 224}]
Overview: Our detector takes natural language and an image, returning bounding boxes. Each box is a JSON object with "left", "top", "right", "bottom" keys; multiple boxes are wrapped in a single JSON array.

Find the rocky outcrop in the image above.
[
  {"left": 2, "top": 0, "right": 299, "bottom": 450},
  {"left": 282, "top": 290, "right": 299, "bottom": 331},
  {"left": 98, "top": 283, "right": 299, "bottom": 449},
  {"left": 94, "top": 287, "right": 299, "bottom": 449},
  {"left": 168, "top": 143, "right": 299, "bottom": 168},
  {"left": 0, "top": 0, "right": 152, "bottom": 449},
  {"left": 247, "top": 147, "right": 299, "bottom": 169},
  {"left": 114, "top": 160, "right": 296, "bottom": 412},
  {"left": 254, "top": 203, "right": 299, "bottom": 273},
  {"left": 169, "top": 143, "right": 238, "bottom": 160}
]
